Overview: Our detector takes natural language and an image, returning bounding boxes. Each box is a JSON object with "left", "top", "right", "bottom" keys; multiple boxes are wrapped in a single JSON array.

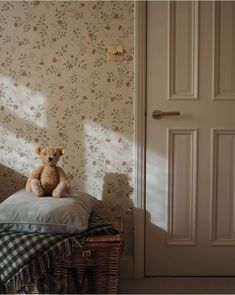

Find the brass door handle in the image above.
[{"left": 152, "top": 110, "right": 180, "bottom": 120}]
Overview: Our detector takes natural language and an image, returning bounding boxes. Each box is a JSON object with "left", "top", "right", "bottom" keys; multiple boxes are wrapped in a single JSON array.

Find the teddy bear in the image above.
[{"left": 26, "top": 146, "right": 71, "bottom": 198}]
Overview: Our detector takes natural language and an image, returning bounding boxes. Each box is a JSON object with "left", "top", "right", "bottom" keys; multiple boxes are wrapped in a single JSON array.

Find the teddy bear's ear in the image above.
[
  {"left": 36, "top": 147, "right": 43, "bottom": 155},
  {"left": 58, "top": 148, "right": 65, "bottom": 156}
]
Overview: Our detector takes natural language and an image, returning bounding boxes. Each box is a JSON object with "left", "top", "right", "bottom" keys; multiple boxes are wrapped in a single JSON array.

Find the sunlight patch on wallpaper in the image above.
[
  {"left": 82, "top": 121, "right": 134, "bottom": 199},
  {"left": 0, "top": 128, "right": 39, "bottom": 176},
  {"left": 0, "top": 75, "right": 46, "bottom": 129}
]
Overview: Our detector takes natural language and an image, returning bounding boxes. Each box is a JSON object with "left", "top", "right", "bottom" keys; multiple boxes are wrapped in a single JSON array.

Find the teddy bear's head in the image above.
[{"left": 36, "top": 146, "right": 64, "bottom": 166}]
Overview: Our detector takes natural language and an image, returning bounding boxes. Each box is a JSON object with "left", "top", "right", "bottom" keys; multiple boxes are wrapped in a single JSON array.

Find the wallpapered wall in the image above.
[{"left": 0, "top": 1, "right": 134, "bottom": 254}]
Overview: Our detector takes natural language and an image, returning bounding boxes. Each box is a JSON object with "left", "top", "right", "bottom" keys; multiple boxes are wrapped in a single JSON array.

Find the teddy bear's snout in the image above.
[{"left": 48, "top": 157, "right": 53, "bottom": 162}]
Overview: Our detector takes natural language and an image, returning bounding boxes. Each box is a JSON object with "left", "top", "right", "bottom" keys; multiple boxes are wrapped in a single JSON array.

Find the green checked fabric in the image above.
[{"left": 0, "top": 213, "right": 119, "bottom": 293}]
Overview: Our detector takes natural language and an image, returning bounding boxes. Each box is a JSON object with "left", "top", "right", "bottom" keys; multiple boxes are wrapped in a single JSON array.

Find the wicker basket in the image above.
[{"left": 20, "top": 216, "right": 123, "bottom": 294}]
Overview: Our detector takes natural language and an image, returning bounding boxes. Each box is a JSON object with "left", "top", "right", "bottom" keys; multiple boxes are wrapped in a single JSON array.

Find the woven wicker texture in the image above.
[{"left": 19, "top": 216, "right": 123, "bottom": 294}]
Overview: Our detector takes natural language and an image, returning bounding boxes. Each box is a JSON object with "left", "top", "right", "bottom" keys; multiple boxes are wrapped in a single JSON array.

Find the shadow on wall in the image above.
[
  {"left": 95, "top": 172, "right": 134, "bottom": 255},
  {"left": 0, "top": 164, "right": 26, "bottom": 201}
]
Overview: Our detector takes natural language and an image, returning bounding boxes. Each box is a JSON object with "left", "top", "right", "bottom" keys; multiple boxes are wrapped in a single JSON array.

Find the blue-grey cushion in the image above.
[{"left": 0, "top": 189, "right": 97, "bottom": 234}]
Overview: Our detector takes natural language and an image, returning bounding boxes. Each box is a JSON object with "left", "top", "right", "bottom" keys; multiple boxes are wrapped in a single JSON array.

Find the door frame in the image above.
[{"left": 134, "top": 0, "right": 147, "bottom": 279}]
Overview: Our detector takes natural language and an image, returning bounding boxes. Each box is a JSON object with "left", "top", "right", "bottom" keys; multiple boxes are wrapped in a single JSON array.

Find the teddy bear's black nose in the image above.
[{"left": 48, "top": 157, "right": 53, "bottom": 162}]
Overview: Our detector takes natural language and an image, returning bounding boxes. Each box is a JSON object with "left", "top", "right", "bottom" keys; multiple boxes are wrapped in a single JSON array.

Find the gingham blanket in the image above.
[{"left": 0, "top": 213, "right": 119, "bottom": 293}]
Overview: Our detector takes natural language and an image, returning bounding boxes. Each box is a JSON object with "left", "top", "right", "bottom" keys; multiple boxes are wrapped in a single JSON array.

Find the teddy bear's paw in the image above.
[
  {"left": 36, "top": 189, "right": 45, "bottom": 197},
  {"left": 25, "top": 186, "right": 31, "bottom": 193},
  {"left": 52, "top": 191, "right": 60, "bottom": 198},
  {"left": 52, "top": 189, "right": 62, "bottom": 198},
  {"left": 34, "top": 187, "right": 45, "bottom": 197},
  {"left": 52, "top": 182, "right": 67, "bottom": 198},
  {"left": 31, "top": 179, "right": 45, "bottom": 197}
]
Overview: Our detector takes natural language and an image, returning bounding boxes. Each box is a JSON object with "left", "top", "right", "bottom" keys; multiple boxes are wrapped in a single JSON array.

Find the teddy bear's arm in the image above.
[
  {"left": 57, "top": 167, "right": 71, "bottom": 192},
  {"left": 57, "top": 167, "right": 69, "bottom": 181},
  {"left": 31, "top": 166, "right": 44, "bottom": 179},
  {"left": 25, "top": 166, "right": 44, "bottom": 193}
]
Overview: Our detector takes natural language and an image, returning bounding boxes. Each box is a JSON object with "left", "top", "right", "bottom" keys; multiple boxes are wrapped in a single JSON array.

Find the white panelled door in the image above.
[{"left": 145, "top": 1, "right": 235, "bottom": 276}]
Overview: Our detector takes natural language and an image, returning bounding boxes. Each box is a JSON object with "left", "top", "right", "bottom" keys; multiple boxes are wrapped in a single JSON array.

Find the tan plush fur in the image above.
[{"left": 26, "top": 147, "right": 71, "bottom": 198}]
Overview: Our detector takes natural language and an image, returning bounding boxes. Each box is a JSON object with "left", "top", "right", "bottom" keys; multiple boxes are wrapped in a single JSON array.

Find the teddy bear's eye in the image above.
[
  {"left": 44, "top": 153, "right": 47, "bottom": 156},
  {"left": 54, "top": 153, "right": 57, "bottom": 156}
]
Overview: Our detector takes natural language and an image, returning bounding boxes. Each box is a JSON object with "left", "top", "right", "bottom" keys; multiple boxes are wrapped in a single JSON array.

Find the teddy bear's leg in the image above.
[
  {"left": 31, "top": 179, "right": 45, "bottom": 197},
  {"left": 52, "top": 182, "right": 67, "bottom": 198},
  {"left": 25, "top": 178, "right": 32, "bottom": 192}
]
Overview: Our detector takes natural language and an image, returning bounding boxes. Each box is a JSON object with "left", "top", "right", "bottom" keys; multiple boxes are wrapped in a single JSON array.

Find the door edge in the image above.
[{"left": 134, "top": 0, "right": 147, "bottom": 279}]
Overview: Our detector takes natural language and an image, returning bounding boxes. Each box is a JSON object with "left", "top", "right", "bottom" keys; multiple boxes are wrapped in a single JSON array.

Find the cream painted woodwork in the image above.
[{"left": 145, "top": 1, "right": 235, "bottom": 276}]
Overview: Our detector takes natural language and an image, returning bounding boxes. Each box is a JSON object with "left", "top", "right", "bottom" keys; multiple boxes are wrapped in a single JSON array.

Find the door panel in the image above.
[
  {"left": 145, "top": 1, "right": 235, "bottom": 276},
  {"left": 168, "top": 1, "right": 198, "bottom": 100},
  {"left": 167, "top": 129, "right": 197, "bottom": 246},
  {"left": 212, "top": 2, "right": 235, "bottom": 100},
  {"left": 211, "top": 130, "right": 235, "bottom": 245}
]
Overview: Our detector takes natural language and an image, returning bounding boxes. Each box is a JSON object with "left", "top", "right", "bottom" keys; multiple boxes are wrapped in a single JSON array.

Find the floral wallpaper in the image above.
[{"left": 0, "top": 1, "right": 134, "bottom": 255}]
